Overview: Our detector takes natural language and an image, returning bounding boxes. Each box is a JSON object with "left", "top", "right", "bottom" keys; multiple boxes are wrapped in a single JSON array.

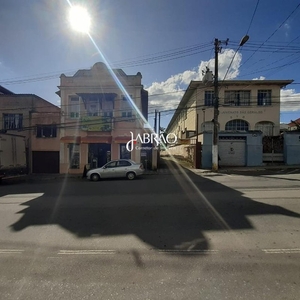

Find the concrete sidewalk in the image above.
[
  {"left": 187, "top": 164, "right": 300, "bottom": 175},
  {"left": 160, "top": 157, "right": 300, "bottom": 175}
]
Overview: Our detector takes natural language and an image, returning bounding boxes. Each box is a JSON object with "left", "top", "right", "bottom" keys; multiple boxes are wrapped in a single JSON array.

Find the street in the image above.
[{"left": 0, "top": 161, "right": 300, "bottom": 300}]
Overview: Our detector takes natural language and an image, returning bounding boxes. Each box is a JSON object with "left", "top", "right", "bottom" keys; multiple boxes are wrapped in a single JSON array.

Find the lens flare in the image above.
[{"left": 69, "top": 5, "right": 91, "bottom": 33}]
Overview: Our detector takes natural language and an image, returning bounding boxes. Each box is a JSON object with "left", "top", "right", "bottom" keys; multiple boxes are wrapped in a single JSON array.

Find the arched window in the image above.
[
  {"left": 255, "top": 121, "right": 274, "bottom": 136},
  {"left": 225, "top": 119, "right": 249, "bottom": 131}
]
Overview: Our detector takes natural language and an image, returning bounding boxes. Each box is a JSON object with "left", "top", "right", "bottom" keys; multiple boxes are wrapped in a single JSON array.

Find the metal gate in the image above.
[{"left": 219, "top": 137, "right": 246, "bottom": 167}]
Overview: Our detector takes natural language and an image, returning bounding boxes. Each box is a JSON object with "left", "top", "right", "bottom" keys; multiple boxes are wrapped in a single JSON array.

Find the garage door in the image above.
[
  {"left": 32, "top": 151, "right": 59, "bottom": 173},
  {"left": 219, "top": 137, "right": 246, "bottom": 167}
]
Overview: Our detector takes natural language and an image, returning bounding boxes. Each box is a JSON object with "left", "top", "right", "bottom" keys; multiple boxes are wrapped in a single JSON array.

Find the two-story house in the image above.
[
  {"left": 57, "top": 62, "right": 148, "bottom": 174},
  {"left": 166, "top": 79, "right": 293, "bottom": 167},
  {"left": 0, "top": 90, "right": 61, "bottom": 173},
  {"left": 168, "top": 80, "right": 293, "bottom": 139}
]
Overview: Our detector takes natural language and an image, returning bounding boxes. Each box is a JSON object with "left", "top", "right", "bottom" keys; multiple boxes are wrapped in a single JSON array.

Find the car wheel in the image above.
[
  {"left": 126, "top": 172, "right": 136, "bottom": 180},
  {"left": 90, "top": 173, "right": 100, "bottom": 182}
]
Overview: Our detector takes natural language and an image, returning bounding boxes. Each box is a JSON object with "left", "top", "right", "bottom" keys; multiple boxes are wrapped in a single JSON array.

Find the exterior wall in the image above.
[
  {"left": 284, "top": 131, "right": 300, "bottom": 165},
  {"left": 0, "top": 95, "right": 60, "bottom": 173},
  {"left": 167, "top": 92, "right": 197, "bottom": 140},
  {"left": 196, "top": 83, "right": 283, "bottom": 135},
  {"left": 58, "top": 62, "right": 148, "bottom": 174},
  {"left": 167, "top": 80, "right": 292, "bottom": 148},
  {"left": 31, "top": 111, "right": 60, "bottom": 151},
  {"left": 162, "top": 144, "right": 195, "bottom": 162},
  {"left": 201, "top": 132, "right": 263, "bottom": 168}
]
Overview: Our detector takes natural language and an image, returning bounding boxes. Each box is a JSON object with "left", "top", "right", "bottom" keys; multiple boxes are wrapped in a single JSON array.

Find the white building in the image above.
[{"left": 167, "top": 80, "right": 294, "bottom": 140}]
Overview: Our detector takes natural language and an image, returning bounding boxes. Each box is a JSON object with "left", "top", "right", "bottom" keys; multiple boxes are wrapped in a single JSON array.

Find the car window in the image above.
[
  {"left": 105, "top": 161, "right": 117, "bottom": 168},
  {"left": 117, "top": 160, "right": 131, "bottom": 167}
]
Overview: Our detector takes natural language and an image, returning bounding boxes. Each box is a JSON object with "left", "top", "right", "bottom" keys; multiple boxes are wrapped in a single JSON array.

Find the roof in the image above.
[
  {"left": 0, "top": 94, "right": 60, "bottom": 110},
  {"left": 288, "top": 118, "right": 300, "bottom": 127},
  {"left": 166, "top": 79, "right": 294, "bottom": 133},
  {"left": 0, "top": 85, "right": 14, "bottom": 95}
]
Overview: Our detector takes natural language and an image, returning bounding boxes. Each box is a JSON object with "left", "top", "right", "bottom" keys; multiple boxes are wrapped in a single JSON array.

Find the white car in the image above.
[{"left": 86, "top": 159, "right": 144, "bottom": 181}]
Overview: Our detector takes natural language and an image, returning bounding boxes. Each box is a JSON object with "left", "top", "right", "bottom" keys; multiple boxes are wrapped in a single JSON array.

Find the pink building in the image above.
[{"left": 57, "top": 62, "right": 149, "bottom": 174}]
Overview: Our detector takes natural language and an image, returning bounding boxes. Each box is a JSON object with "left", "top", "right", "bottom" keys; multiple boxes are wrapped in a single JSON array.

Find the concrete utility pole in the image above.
[
  {"left": 211, "top": 36, "right": 249, "bottom": 172},
  {"left": 212, "top": 38, "right": 221, "bottom": 172}
]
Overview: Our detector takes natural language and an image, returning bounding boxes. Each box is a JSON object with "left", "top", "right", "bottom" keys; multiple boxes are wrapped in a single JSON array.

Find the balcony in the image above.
[{"left": 80, "top": 116, "right": 112, "bottom": 132}]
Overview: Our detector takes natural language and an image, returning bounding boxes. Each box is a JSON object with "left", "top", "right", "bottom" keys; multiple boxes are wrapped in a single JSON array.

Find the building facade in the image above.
[
  {"left": 0, "top": 92, "right": 61, "bottom": 173},
  {"left": 166, "top": 79, "right": 294, "bottom": 168},
  {"left": 167, "top": 80, "right": 293, "bottom": 139},
  {"left": 57, "top": 62, "right": 148, "bottom": 174}
]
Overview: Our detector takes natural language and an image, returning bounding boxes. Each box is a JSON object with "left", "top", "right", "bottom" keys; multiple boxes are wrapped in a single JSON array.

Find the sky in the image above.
[{"left": 1, "top": 0, "right": 300, "bottom": 130}]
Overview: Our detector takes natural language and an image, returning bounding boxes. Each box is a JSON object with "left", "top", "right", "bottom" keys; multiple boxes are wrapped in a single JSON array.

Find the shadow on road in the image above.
[{"left": 6, "top": 158, "right": 300, "bottom": 252}]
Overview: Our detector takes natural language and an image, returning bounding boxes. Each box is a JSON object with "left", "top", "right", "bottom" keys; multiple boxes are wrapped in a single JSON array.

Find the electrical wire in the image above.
[
  {"left": 241, "top": 3, "right": 300, "bottom": 67},
  {"left": 246, "top": 0, "right": 260, "bottom": 35}
]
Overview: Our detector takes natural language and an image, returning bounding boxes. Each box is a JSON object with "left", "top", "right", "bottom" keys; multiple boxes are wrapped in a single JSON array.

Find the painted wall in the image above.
[
  {"left": 201, "top": 132, "right": 263, "bottom": 168},
  {"left": 58, "top": 62, "right": 147, "bottom": 174},
  {"left": 284, "top": 132, "right": 300, "bottom": 165}
]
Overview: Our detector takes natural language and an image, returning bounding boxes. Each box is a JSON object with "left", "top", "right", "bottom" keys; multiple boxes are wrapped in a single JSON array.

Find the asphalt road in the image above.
[{"left": 0, "top": 162, "right": 300, "bottom": 299}]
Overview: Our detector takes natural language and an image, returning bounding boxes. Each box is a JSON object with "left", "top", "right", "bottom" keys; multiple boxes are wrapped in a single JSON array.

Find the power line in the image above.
[
  {"left": 241, "top": 3, "right": 300, "bottom": 67},
  {"left": 0, "top": 42, "right": 212, "bottom": 86},
  {"left": 246, "top": 0, "right": 260, "bottom": 35}
]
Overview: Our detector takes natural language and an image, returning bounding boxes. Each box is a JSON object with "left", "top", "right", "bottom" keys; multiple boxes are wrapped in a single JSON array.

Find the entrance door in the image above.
[{"left": 88, "top": 143, "right": 111, "bottom": 168}]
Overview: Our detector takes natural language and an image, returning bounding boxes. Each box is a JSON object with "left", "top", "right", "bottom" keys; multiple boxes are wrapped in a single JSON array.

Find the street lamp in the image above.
[{"left": 212, "top": 35, "right": 249, "bottom": 172}]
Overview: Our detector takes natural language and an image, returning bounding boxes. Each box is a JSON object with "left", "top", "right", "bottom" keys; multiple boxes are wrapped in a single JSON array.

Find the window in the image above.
[
  {"left": 204, "top": 91, "right": 215, "bottom": 106},
  {"left": 120, "top": 144, "right": 131, "bottom": 159},
  {"left": 87, "top": 102, "right": 99, "bottom": 116},
  {"left": 121, "top": 111, "right": 132, "bottom": 118},
  {"left": 69, "top": 144, "right": 80, "bottom": 169},
  {"left": 103, "top": 111, "right": 113, "bottom": 117},
  {"left": 69, "top": 96, "right": 80, "bottom": 118},
  {"left": 255, "top": 121, "right": 274, "bottom": 136},
  {"left": 225, "top": 119, "right": 249, "bottom": 131},
  {"left": 105, "top": 161, "right": 117, "bottom": 168},
  {"left": 3, "top": 114, "right": 23, "bottom": 130},
  {"left": 36, "top": 125, "right": 57, "bottom": 138},
  {"left": 117, "top": 160, "right": 131, "bottom": 167},
  {"left": 224, "top": 90, "right": 250, "bottom": 106},
  {"left": 257, "top": 90, "right": 271, "bottom": 106}
]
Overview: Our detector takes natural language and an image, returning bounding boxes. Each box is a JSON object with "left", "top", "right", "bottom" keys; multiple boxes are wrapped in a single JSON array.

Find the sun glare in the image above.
[{"left": 69, "top": 5, "right": 91, "bottom": 33}]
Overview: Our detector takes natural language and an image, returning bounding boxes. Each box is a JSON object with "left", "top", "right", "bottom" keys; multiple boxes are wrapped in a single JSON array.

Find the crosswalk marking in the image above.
[
  {"left": 58, "top": 250, "right": 117, "bottom": 255},
  {"left": 0, "top": 248, "right": 300, "bottom": 256},
  {"left": 0, "top": 249, "right": 24, "bottom": 254},
  {"left": 262, "top": 248, "right": 300, "bottom": 254},
  {"left": 157, "top": 249, "right": 219, "bottom": 255}
]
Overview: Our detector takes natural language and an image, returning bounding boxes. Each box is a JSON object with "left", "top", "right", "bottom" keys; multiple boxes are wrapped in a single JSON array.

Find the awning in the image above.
[
  {"left": 81, "top": 136, "right": 112, "bottom": 144},
  {"left": 60, "top": 136, "right": 81, "bottom": 143}
]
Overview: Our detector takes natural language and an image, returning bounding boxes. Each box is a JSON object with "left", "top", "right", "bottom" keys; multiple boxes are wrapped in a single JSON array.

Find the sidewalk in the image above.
[
  {"left": 160, "top": 157, "right": 300, "bottom": 175},
  {"left": 187, "top": 164, "right": 300, "bottom": 176}
]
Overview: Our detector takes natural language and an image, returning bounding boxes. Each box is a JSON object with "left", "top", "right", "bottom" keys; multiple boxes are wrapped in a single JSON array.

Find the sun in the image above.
[{"left": 68, "top": 5, "right": 91, "bottom": 33}]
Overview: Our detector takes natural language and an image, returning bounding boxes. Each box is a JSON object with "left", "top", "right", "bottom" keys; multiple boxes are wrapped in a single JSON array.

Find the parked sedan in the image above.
[{"left": 86, "top": 159, "right": 144, "bottom": 181}]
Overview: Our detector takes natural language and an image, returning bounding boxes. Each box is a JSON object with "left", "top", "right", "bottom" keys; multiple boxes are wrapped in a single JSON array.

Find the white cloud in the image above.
[
  {"left": 280, "top": 88, "right": 300, "bottom": 112},
  {"left": 252, "top": 76, "right": 266, "bottom": 80},
  {"left": 147, "top": 49, "right": 242, "bottom": 111},
  {"left": 147, "top": 50, "right": 300, "bottom": 116}
]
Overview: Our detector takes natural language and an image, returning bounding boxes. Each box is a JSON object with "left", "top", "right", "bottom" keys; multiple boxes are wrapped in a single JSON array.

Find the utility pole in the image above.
[
  {"left": 154, "top": 109, "right": 157, "bottom": 134},
  {"left": 158, "top": 111, "right": 161, "bottom": 136},
  {"left": 212, "top": 38, "right": 220, "bottom": 172},
  {"left": 211, "top": 36, "right": 248, "bottom": 171}
]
